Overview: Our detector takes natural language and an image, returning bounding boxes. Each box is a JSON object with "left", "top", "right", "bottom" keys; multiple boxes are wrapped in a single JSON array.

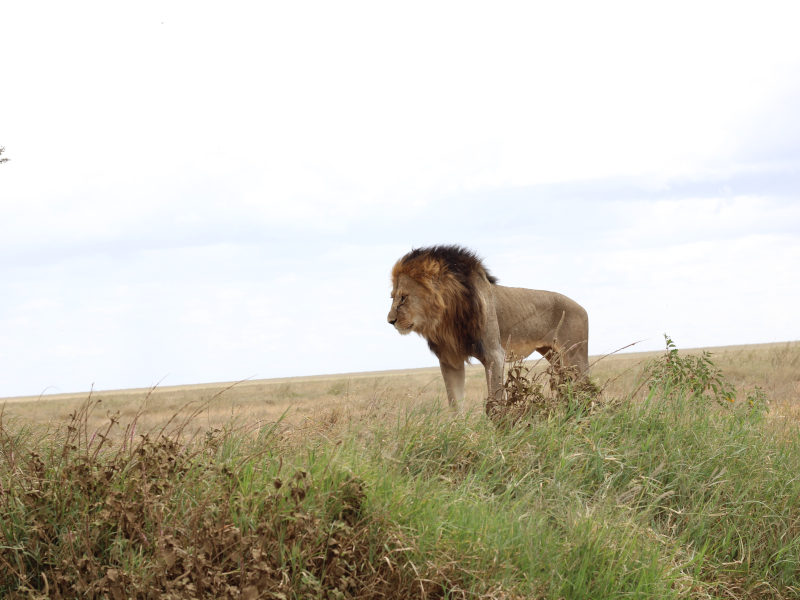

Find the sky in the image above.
[{"left": 1, "top": 1, "right": 799, "bottom": 398}]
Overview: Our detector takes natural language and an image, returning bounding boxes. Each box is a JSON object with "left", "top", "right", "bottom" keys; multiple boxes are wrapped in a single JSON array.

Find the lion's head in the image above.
[{"left": 387, "top": 245, "right": 497, "bottom": 367}]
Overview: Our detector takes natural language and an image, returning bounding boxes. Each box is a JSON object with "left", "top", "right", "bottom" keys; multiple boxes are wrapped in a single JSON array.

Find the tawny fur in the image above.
[{"left": 387, "top": 245, "right": 589, "bottom": 414}]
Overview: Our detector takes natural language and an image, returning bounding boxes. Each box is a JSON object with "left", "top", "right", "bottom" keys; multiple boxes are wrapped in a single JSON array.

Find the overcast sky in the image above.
[{"left": 2, "top": 1, "right": 799, "bottom": 398}]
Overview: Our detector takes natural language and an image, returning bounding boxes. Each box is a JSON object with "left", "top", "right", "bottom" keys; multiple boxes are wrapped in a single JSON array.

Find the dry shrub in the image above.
[
  {"left": 491, "top": 360, "right": 555, "bottom": 424},
  {"left": 0, "top": 399, "right": 450, "bottom": 599},
  {"left": 489, "top": 351, "right": 601, "bottom": 425}
]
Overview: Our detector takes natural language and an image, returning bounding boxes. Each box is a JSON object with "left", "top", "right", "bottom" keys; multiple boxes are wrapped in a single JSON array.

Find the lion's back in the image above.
[{"left": 492, "top": 284, "right": 588, "bottom": 356}]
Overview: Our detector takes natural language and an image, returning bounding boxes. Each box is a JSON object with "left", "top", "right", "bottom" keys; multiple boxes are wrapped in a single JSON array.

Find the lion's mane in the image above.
[{"left": 391, "top": 245, "right": 498, "bottom": 367}]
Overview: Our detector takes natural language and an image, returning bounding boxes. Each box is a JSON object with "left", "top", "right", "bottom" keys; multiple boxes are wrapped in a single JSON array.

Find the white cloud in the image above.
[
  {"left": 608, "top": 197, "right": 800, "bottom": 249},
  {"left": 4, "top": 2, "right": 800, "bottom": 212},
  {"left": 585, "top": 201, "right": 800, "bottom": 352},
  {"left": 475, "top": 197, "right": 800, "bottom": 354}
]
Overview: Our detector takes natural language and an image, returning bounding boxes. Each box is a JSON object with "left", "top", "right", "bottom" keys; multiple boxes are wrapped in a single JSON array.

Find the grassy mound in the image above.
[{"left": 1, "top": 339, "right": 799, "bottom": 598}]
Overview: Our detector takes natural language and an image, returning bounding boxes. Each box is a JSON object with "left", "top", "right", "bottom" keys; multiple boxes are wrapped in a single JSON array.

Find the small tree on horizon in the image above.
[{"left": 0, "top": 146, "right": 8, "bottom": 164}]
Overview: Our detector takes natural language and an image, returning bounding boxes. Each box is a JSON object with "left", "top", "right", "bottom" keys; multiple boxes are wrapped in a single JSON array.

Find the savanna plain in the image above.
[{"left": 1, "top": 340, "right": 799, "bottom": 599}]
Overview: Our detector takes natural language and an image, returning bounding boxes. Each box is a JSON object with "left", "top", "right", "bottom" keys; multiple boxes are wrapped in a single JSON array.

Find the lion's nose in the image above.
[{"left": 388, "top": 316, "right": 397, "bottom": 325}]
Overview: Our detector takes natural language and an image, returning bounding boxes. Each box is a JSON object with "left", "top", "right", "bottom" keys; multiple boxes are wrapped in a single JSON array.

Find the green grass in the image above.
[
  {"left": 346, "top": 388, "right": 798, "bottom": 599},
  {"left": 1, "top": 342, "right": 799, "bottom": 598}
]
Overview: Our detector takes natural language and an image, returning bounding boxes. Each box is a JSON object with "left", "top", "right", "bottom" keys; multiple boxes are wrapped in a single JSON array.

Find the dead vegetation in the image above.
[
  {"left": 0, "top": 399, "right": 454, "bottom": 599},
  {"left": 489, "top": 345, "right": 609, "bottom": 425}
]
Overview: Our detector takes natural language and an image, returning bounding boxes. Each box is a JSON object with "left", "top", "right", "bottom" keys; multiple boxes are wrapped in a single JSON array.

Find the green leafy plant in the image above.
[
  {"left": 745, "top": 385, "right": 769, "bottom": 415},
  {"left": 645, "top": 335, "right": 736, "bottom": 405}
]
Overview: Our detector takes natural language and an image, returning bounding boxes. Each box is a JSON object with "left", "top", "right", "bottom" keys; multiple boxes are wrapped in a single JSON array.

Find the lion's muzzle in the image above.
[{"left": 388, "top": 311, "right": 413, "bottom": 335}]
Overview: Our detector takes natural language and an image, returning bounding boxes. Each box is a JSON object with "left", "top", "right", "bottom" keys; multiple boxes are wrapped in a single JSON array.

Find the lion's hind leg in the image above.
[
  {"left": 536, "top": 346, "right": 555, "bottom": 368},
  {"left": 538, "top": 344, "right": 589, "bottom": 382}
]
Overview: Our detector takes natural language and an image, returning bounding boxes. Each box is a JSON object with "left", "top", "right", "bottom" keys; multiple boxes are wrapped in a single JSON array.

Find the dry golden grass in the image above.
[{"left": 2, "top": 341, "right": 798, "bottom": 438}]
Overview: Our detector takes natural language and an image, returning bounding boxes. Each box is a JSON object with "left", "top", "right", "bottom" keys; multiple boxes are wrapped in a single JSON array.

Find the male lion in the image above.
[{"left": 387, "top": 245, "right": 589, "bottom": 415}]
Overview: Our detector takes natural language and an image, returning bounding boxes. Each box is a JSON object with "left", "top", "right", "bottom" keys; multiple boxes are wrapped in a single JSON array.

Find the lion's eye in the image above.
[{"left": 400, "top": 295, "right": 407, "bottom": 304}]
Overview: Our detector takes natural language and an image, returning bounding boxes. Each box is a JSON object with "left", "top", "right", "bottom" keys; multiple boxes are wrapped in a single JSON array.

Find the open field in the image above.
[
  {"left": 2, "top": 339, "right": 800, "bottom": 598},
  {"left": 2, "top": 341, "right": 798, "bottom": 436}
]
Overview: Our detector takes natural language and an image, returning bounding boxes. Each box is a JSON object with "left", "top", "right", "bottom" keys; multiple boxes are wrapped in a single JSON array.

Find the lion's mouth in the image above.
[{"left": 395, "top": 323, "right": 414, "bottom": 334}]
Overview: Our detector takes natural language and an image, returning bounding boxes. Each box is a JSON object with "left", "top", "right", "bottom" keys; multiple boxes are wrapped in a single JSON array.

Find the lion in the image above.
[{"left": 387, "top": 245, "right": 589, "bottom": 415}]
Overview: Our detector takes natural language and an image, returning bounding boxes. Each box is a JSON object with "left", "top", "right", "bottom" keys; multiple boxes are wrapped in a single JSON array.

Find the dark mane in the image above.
[
  {"left": 392, "top": 245, "right": 497, "bottom": 366},
  {"left": 399, "top": 245, "right": 498, "bottom": 285}
]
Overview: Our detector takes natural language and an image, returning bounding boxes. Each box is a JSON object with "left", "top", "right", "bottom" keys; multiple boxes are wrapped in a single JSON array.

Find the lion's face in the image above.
[{"left": 387, "top": 275, "right": 433, "bottom": 336}]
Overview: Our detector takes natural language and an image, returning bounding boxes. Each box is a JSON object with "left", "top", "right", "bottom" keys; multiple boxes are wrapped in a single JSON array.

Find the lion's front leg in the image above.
[
  {"left": 481, "top": 348, "right": 505, "bottom": 418},
  {"left": 439, "top": 360, "right": 465, "bottom": 410}
]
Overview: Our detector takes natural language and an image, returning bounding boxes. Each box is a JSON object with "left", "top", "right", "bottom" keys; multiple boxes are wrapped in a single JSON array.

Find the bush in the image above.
[
  {"left": 644, "top": 335, "right": 736, "bottom": 405},
  {"left": 0, "top": 400, "right": 446, "bottom": 599}
]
